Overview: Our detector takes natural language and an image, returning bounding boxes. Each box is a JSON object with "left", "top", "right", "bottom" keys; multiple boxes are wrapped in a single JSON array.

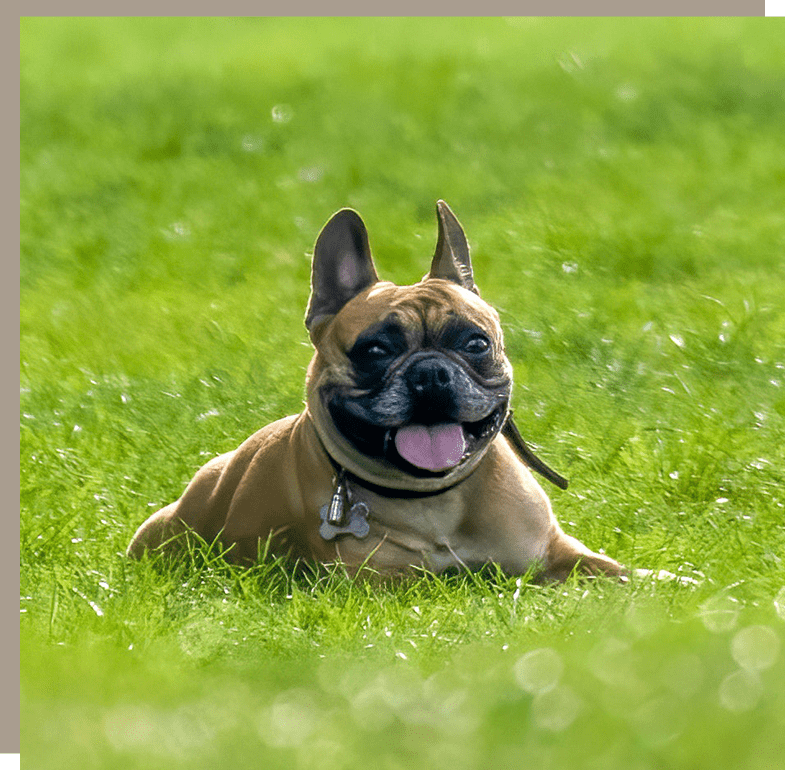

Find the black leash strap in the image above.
[{"left": 502, "top": 412, "right": 569, "bottom": 490}]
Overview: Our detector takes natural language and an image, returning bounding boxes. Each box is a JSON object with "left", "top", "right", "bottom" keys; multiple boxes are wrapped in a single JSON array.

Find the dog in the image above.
[{"left": 127, "top": 201, "right": 625, "bottom": 581}]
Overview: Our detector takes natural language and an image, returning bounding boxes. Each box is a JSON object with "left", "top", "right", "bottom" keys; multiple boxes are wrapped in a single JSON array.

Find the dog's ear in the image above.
[
  {"left": 426, "top": 200, "right": 479, "bottom": 295},
  {"left": 306, "top": 209, "right": 379, "bottom": 342}
]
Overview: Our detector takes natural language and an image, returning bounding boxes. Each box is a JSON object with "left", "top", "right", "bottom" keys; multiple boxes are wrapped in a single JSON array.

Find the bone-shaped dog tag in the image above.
[{"left": 319, "top": 501, "right": 370, "bottom": 541}]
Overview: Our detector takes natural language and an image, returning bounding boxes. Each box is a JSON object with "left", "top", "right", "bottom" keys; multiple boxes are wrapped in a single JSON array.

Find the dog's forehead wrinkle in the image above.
[
  {"left": 345, "top": 313, "right": 413, "bottom": 353},
  {"left": 382, "top": 284, "right": 491, "bottom": 336}
]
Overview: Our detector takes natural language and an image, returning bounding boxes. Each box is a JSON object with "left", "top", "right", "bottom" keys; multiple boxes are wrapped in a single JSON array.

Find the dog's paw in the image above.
[{"left": 632, "top": 568, "right": 702, "bottom": 587}]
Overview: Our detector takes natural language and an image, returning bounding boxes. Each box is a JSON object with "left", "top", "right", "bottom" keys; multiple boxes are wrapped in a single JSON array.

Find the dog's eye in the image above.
[
  {"left": 350, "top": 341, "right": 395, "bottom": 368},
  {"left": 363, "top": 343, "right": 391, "bottom": 358},
  {"left": 463, "top": 334, "right": 490, "bottom": 355},
  {"left": 348, "top": 320, "right": 407, "bottom": 376}
]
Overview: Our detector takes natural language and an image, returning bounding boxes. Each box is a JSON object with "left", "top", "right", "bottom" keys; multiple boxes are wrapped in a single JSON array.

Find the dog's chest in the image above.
[
  {"left": 329, "top": 483, "right": 492, "bottom": 572},
  {"left": 357, "top": 484, "right": 464, "bottom": 539}
]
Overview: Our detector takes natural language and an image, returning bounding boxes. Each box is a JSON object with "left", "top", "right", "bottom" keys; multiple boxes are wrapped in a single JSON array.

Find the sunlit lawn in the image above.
[{"left": 20, "top": 17, "right": 785, "bottom": 769}]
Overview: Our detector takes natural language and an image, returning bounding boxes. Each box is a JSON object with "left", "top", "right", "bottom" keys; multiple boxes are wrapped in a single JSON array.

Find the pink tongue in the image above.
[{"left": 394, "top": 423, "right": 466, "bottom": 471}]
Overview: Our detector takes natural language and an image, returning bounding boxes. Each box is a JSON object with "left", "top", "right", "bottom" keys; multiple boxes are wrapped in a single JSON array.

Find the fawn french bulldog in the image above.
[{"left": 127, "top": 201, "right": 625, "bottom": 581}]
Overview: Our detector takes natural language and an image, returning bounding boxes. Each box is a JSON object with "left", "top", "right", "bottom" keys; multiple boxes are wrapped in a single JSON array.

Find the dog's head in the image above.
[{"left": 305, "top": 201, "right": 512, "bottom": 491}]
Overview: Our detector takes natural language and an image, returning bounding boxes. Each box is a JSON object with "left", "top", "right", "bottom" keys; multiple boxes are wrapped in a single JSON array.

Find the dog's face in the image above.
[{"left": 305, "top": 202, "right": 512, "bottom": 487}]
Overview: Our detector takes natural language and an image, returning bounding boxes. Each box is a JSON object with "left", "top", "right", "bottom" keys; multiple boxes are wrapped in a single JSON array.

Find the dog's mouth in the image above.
[{"left": 327, "top": 399, "right": 507, "bottom": 478}]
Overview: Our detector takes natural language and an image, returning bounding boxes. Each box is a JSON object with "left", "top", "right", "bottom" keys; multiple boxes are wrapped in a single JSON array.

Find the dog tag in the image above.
[
  {"left": 319, "top": 501, "right": 370, "bottom": 541},
  {"left": 325, "top": 482, "right": 347, "bottom": 526}
]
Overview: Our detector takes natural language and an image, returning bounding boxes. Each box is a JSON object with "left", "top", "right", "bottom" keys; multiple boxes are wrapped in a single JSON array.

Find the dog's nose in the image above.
[{"left": 405, "top": 358, "right": 453, "bottom": 397}]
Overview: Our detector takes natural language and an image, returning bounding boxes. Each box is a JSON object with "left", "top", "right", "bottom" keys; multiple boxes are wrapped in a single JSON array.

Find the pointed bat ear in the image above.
[
  {"left": 426, "top": 200, "right": 478, "bottom": 295},
  {"left": 305, "top": 209, "right": 379, "bottom": 342}
]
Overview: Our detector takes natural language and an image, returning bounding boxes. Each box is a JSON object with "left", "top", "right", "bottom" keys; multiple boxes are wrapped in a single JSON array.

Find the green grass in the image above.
[{"left": 20, "top": 16, "right": 785, "bottom": 769}]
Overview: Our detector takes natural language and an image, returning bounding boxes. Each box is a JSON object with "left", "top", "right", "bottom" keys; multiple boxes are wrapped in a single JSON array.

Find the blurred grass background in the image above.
[{"left": 20, "top": 17, "right": 785, "bottom": 769}]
